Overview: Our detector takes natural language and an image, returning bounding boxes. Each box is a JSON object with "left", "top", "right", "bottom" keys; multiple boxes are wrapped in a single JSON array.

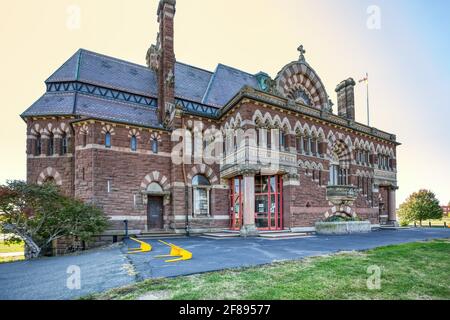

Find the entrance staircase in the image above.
[
  {"left": 136, "top": 230, "right": 186, "bottom": 240},
  {"left": 202, "top": 229, "right": 314, "bottom": 240}
]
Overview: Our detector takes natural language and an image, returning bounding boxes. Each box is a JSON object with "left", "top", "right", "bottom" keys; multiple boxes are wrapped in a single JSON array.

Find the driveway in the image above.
[{"left": 0, "top": 228, "right": 449, "bottom": 300}]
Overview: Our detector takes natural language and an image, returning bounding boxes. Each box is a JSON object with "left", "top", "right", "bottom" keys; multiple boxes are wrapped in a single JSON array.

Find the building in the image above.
[{"left": 21, "top": 0, "right": 399, "bottom": 240}]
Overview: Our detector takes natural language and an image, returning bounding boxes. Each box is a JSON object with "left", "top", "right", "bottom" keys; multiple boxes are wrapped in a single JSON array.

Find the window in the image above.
[
  {"left": 107, "top": 179, "right": 112, "bottom": 193},
  {"left": 303, "top": 137, "right": 309, "bottom": 154},
  {"left": 279, "top": 131, "right": 287, "bottom": 151},
  {"left": 61, "top": 133, "right": 68, "bottom": 155},
  {"left": 82, "top": 133, "right": 87, "bottom": 147},
  {"left": 151, "top": 138, "right": 159, "bottom": 154},
  {"left": 131, "top": 135, "right": 137, "bottom": 151},
  {"left": 35, "top": 134, "right": 42, "bottom": 156},
  {"left": 296, "top": 136, "right": 302, "bottom": 153},
  {"left": 192, "top": 175, "right": 210, "bottom": 216},
  {"left": 48, "top": 133, "right": 54, "bottom": 156},
  {"left": 329, "top": 164, "right": 349, "bottom": 186},
  {"left": 105, "top": 132, "right": 112, "bottom": 148}
]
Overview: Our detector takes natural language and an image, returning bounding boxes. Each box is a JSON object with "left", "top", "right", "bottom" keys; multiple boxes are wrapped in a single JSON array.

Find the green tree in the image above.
[
  {"left": 0, "top": 180, "right": 109, "bottom": 259},
  {"left": 397, "top": 190, "right": 443, "bottom": 226}
]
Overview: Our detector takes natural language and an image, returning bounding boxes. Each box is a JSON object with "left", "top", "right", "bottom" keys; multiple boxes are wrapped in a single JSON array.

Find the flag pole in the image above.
[{"left": 366, "top": 72, "right": 370, "bottom": 126}]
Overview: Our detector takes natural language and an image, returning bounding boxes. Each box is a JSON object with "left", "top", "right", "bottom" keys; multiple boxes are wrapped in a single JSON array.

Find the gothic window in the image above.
[
  {"left": 303, "top": 136, "right": 309, "bottom": 154},
  {"left": 151, "top": 138, "right": 159, "bottom": 154},
  {"left": 130, "top": 135, "right": 137, "bottom": 152},
  {"left": 192, "top": 175, "right": 211, "bottom": 216},
  {"left": 329, "top": 164, "right": 349, "bottom": 186},
  {"left": 61, "top": 133, "right": 68, "bottom": 155},
  {"left": 296, "top": 135, "right": 302, "bottom": 153},
  {"left": 318, "top": 170, "right": 323, "bottom": 186},
  {"left": 35, "top": 134, "right": 42, "bottom": 156},
  {"left": 48, "top": 133, "right": 54, "bottom": 156},
  {"left": 105, "top": 132, "right": 112, "bottom": 148}
]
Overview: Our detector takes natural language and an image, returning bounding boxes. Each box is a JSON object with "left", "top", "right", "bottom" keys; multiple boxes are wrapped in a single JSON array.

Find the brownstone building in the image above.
[{"left": 21, "top": 0, "right": 399, "bottom": 238}]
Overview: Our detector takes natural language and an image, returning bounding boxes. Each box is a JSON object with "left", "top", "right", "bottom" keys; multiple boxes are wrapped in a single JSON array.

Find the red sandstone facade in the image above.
[{"left": 22, "top": 0, "right": 399, "bottom": 239}]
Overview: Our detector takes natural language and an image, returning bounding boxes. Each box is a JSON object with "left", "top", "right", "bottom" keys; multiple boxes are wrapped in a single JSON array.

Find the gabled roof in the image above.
[
  {"left": 46, "top": 49, "right": 159, "bottom": 98},
  {"left": 24, "top": 49, "right": 262, "bottom": 125},
  {"left": 202, "top": 64, "right": 259, "bottom": 107}
]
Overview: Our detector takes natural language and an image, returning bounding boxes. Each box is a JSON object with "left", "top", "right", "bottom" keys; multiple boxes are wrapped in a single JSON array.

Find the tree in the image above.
[
  {"left": 397, "top": 190, "right": 443, "bottom": 226},
  {"left": 0, "top": 181, "right": 109, "bottom": 259}
]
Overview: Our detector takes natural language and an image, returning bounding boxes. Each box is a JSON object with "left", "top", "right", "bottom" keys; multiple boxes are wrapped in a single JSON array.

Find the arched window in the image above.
[
  {"left": 192, "top": 175, "right": 211, "bottom": 216},
  {"left": 48, "top": 133, "right": 54, "bottom": 156},
  {"left": 131, "top": 135, "right": 137, "bottom": 152},
  {"left": 151, "top": 138, "right": 159, "bottom": 154},
  {"left": 105, "top": 132, "right": 111, "bottom": 148},
  {"left": 61, "top": 133, "right": 68, "bottom": 155},
  {"left": 35, "top": 134, "right": 42, "bottom": 156}
]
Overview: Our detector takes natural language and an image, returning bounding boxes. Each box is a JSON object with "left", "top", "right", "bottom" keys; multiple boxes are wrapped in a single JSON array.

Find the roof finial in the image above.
[{"left": 297, "top": 44, "right": 306, "bottom": 62}]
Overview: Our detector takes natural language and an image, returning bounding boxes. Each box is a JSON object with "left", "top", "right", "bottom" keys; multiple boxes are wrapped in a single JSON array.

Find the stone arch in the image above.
[
  {"left": 128, "top": 128, "right": 141, "bottom": 139},
  {"left": 101, "top": 124, "right": 116, "bottom": 135},
  {"left": 79, "top": 124, "right": 89, "bottom": 135},
  {"left": 140, "top": 171, "right": 170, "bottom": 192},
  {"left": 187, "top": 164, "right": 218, "bottom": 186},
  {"left": 324, "top": 206, "right": 357, "bottom": 219},
  {"left": 275, "top": 61, "right": 329, "bottom": 110},
  {"left": 37, "top": 167, "right": 63, "bottom": 186},
  {"left": 327, "top": 137, "right": 353, "bottom": 169}
]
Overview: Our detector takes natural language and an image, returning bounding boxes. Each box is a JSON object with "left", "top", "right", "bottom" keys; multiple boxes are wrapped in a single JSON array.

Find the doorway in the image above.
[{"left": 147, "top": 196, "right": 163, "bottom": 230}]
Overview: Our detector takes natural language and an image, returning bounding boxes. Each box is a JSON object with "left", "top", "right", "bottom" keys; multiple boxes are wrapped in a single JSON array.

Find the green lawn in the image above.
[
  {"left": 0, "top": 240, "right": 24, "bottom": 253},
  {"left": 0, "top": 240, "right": 25, "bottom": 264},
  {"left": 86, "top": 239, "right": 450, "bottom": 300},
  {"left": 408, "top": 216, "right": 450, "bottom": 227}
]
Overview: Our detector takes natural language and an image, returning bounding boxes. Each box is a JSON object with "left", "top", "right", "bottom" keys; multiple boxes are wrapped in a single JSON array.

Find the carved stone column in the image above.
[{"left": 240, "top": 171, "right": 258, "bottom": 237}]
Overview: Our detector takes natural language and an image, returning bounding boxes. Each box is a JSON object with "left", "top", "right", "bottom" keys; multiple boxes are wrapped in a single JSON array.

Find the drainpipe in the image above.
[{"left": 181, "top": 117, "right": 191, "bottom": 237}]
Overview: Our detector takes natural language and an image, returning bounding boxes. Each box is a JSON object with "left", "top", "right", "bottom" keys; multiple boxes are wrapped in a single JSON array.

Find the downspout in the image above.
[{"left": 181, "top": 117, "right": 190, "bottom": 236}]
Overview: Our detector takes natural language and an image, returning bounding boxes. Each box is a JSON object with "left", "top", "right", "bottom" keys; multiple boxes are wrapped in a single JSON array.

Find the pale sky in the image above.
[{"left": 0, "top": 0, "right": 449, "bottom": 205}]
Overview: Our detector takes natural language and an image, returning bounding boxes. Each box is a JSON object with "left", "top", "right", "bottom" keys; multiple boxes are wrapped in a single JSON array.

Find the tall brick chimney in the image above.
[
  {"left": 335, "top": 78, "right": 356, "bottom": 121},
  {"left": 157, "top": 0, "right": 176, "bottom": 126}
]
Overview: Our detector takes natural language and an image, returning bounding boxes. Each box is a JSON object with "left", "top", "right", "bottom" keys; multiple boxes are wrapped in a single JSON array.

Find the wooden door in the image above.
[{"left": 147, "top": 196, "right": 163, "bottom": 229}]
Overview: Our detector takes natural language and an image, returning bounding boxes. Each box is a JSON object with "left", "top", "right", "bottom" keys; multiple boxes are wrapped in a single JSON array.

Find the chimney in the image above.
[
  {"left": 335, "top": 78, "right": 356, "bottom": 121},
  {"left": 156, "top": 0, "right": 176, "bottom": 126}
]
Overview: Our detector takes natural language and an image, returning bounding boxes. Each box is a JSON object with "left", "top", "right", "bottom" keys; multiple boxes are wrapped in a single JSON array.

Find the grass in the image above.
[
  {"left": 0, "top": 241, "right": 25, "bottom": 253},
  {"left": 86, "top": 239, "right": 450, "bottom": 300},
  {"left": 407, "top": 216, "right": 450, "bottom": 227},
  {"left": 0, "top": 240, "right": 25, "bottom": 264}
]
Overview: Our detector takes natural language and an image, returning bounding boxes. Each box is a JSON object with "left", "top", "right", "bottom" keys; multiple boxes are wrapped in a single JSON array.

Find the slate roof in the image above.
[
  {"left": 23, "top": 92, "right": 160, "bottom": 128},
  {"left": 23, "top": 49, "right": 262, "bottom": 125}
]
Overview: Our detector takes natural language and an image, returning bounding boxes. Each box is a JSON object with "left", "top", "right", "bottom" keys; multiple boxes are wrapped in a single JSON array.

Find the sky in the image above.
[{"left": 0, "top": 0, "right": 449, "bottom": 206}]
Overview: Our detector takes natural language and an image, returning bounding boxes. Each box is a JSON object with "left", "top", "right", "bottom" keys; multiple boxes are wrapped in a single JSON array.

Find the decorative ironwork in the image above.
[
  {"left": 175, "top": 99, "right": 219, "bottom": 117},
  {"left": 46, "top": 81, "right": 158, "bottom": 108}
]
